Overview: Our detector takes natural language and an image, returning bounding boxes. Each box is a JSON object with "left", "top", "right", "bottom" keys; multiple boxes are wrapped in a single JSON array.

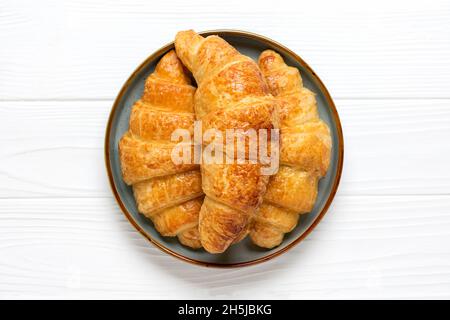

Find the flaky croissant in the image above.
[
  {"left": 175, "top": 30, "right": 279, "bottom": 253},
  {"left": 250, "top": 50, "right": 332, "bottom": 248},
  {"left": 119, "top": 50, "right": 203, "bottom": 248}
]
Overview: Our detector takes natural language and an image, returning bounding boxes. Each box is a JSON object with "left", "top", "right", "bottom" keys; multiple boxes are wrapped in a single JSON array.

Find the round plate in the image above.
[{"left": 105, "top": 30, "right": 344, "bottom": 267}]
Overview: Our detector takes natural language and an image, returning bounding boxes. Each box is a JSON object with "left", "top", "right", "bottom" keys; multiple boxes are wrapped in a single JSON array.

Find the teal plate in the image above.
[{"left": 105, "top": 30, "right": 344, "bottom": 267}]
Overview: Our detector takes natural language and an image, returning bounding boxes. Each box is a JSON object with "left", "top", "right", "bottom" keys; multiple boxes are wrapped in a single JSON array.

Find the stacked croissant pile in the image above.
[{"left": 119, "top": 30, "right": 332, "bottom": 254}]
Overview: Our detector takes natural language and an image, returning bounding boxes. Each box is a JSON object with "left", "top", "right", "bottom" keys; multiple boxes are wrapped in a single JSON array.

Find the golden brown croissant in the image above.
[
  {"left": 175, "top": 30, "right": 279, "bottom": 253},
  {"left": 250, "top": 50, "right": 332, "bottom": 248},
  {"left": 119, "top": 50, "right": 203, "bottom": 248}
]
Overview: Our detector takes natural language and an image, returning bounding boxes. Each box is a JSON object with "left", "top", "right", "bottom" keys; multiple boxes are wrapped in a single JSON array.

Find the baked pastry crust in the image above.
[
  {"left": 175, "top": 30, "right": 279, "bottom": 253},
  {"left": 250, "top": 50, "right": 332, "bottom": 248},
  {"left": 119, "top": 50, "right": 203, "bottom": 248}
]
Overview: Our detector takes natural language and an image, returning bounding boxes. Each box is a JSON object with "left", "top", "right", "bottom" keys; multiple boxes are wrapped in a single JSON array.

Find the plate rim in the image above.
[{"left": 104, "top": 29, "right": 344, "bottom": 268}]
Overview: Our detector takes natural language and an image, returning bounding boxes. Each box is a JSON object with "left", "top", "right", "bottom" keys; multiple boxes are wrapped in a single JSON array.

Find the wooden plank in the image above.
[
  {"left": 0, "top": 99, "right": 449, "bottom": 198},
  {"left": 0, "top": 195, "right": 449, "bottom": 299},
  {"left": 0, "top": 0, "right": 450, "bottom": 99}
]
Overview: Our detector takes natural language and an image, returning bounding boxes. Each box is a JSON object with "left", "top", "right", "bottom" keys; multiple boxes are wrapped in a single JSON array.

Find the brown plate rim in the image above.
[{"left": 104, "top": 29, "right": 344, "bottom": 268}]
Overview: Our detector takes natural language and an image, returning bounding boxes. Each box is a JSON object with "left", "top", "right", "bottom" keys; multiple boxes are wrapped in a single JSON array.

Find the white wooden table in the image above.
[{"left": 1, "top": 0, "right": 449, "bottom": 299}]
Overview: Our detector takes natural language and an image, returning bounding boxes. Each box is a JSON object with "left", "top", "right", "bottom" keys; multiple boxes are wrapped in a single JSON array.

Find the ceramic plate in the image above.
[{"left": 105, "top": 30, "right": 344, "bottom": 267}]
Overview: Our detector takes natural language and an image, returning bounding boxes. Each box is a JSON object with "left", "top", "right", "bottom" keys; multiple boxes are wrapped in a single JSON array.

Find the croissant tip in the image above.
[
  {"left": 175, "top": 29, "right": 196, "bottom": 39},
  {"left": 153, "top": 50, "right": 192, "bottom": 85},
  {"left": 258, "top": 50, "right": 285, "bottom": 72}
]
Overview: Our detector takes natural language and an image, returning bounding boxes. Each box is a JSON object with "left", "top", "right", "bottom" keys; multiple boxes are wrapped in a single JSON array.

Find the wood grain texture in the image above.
[
  {"left": 0, "top": 195, "right": 449, "bottom": 299},
  {"left": 0, "top": 99, "right": 449, "bottom": 198},
  {"left": 0, "top": 0, "right": 450, "bottom": 99}
]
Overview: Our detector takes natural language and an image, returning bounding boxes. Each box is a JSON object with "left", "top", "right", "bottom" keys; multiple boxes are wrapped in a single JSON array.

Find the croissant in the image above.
[
  {"left": 250, "top": 50, "right": 332, "bottom": 248},
  {"left": 175, "top": 30, "right": 279, "bottom": 253},
  {"left": 119, "top": 50, "right": 203, "bottom": 248}
]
